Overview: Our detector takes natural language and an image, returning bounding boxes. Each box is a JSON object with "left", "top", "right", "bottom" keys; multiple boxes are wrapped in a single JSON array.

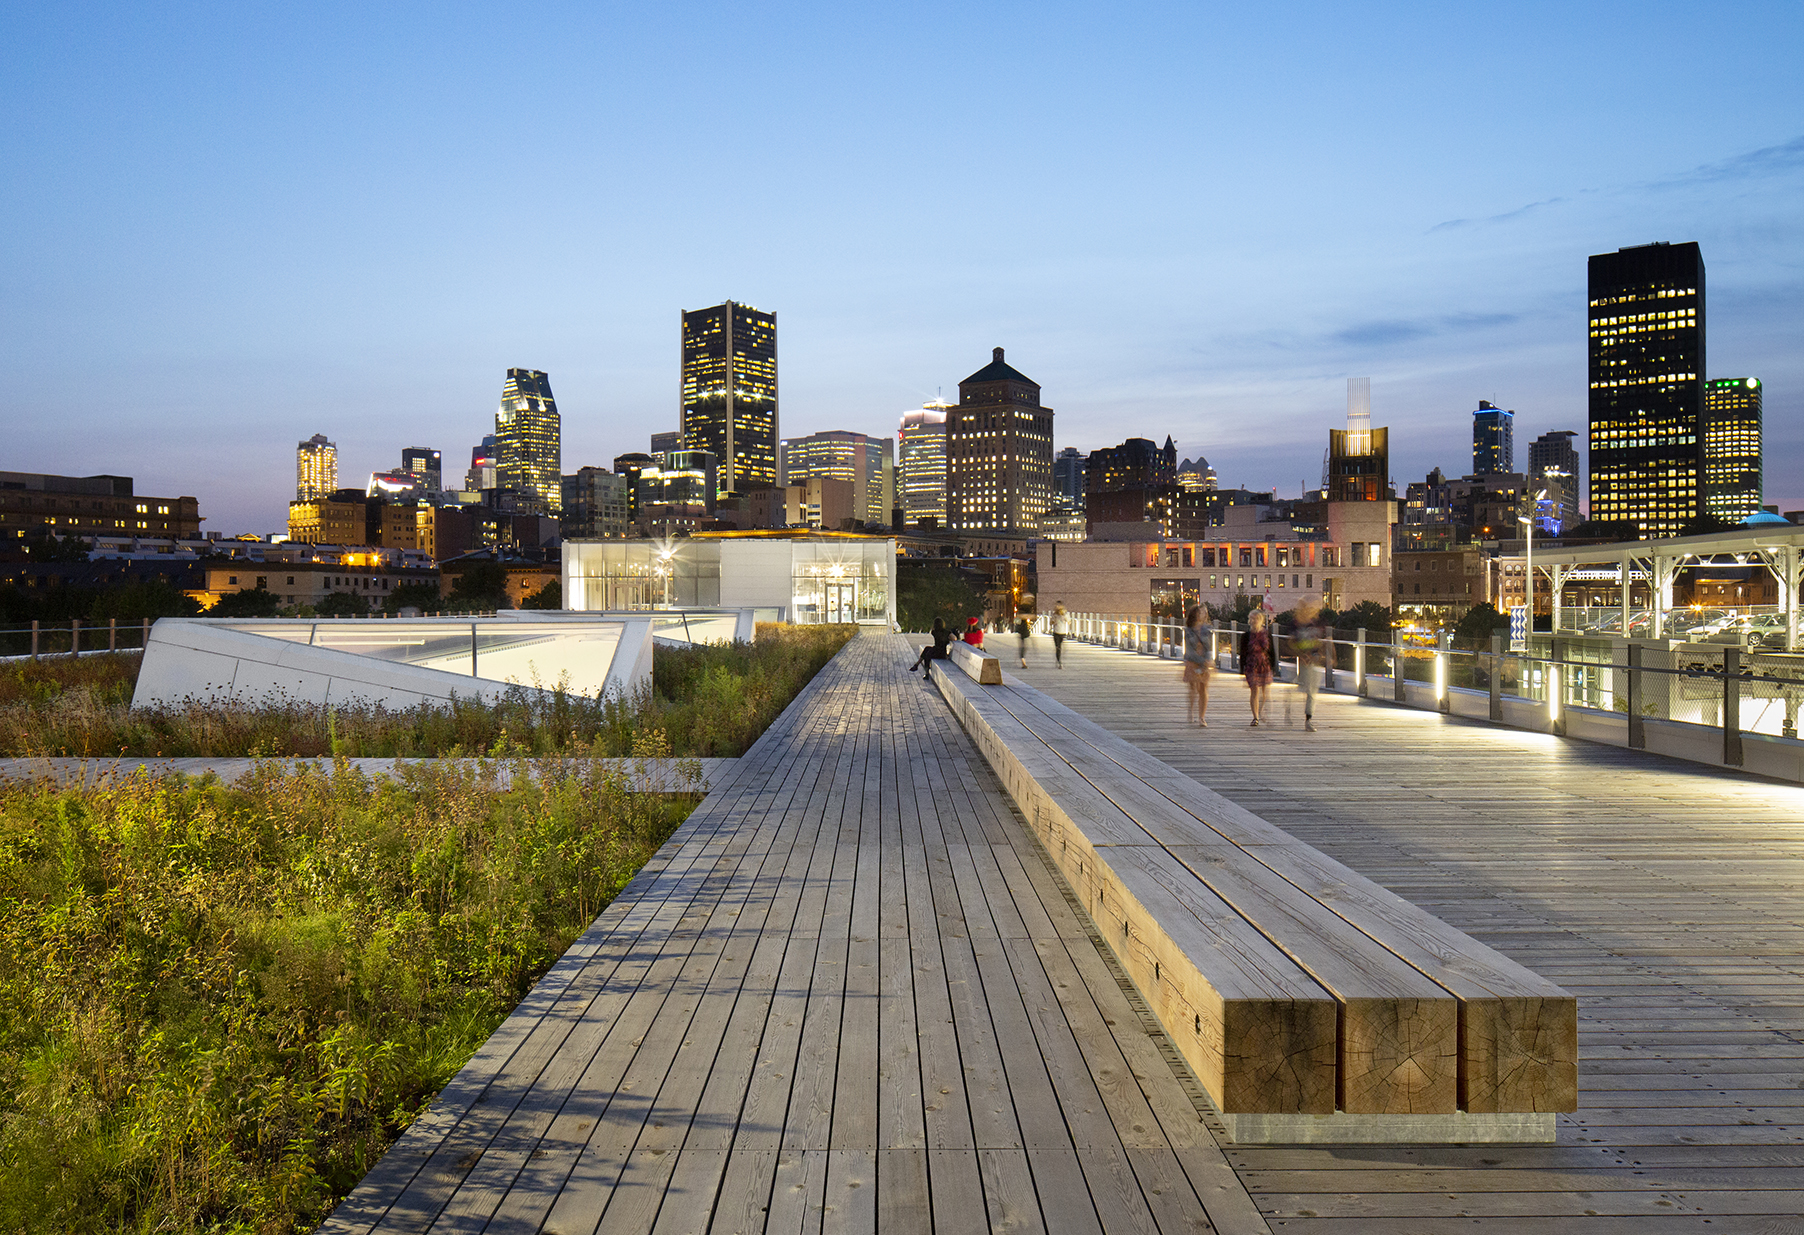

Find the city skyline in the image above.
[{"left": 4, "top": 5, "right": 1801, "bottom": 533}]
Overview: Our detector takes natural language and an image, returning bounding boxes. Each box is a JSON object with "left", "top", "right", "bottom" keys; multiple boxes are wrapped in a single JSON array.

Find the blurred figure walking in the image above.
[
  {"left": 1014, "top": 613, "right": 1032, "bottom": 668},
  {"left": 1050, "top": 602, "right": 1070, "bottom": 668},
  {"left": 1182, "top": 605, "right": 1213, "bottom": 726},
  {"left": 1292, "top": 598, "right": 1327, "bottom": 731},
  {"left": 1243, "top": 610, "right": 1277, "bottom": 726}
]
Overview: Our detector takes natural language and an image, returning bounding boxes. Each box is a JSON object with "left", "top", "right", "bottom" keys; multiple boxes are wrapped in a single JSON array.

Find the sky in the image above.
[{"left": 3, "top": 1, "right": 1801, "bottom": 534}]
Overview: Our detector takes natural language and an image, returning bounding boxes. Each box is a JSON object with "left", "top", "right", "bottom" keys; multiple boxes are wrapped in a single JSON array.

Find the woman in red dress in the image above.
[{"left": 1243, "top": 610, "right": 1277, "bottom": 726}]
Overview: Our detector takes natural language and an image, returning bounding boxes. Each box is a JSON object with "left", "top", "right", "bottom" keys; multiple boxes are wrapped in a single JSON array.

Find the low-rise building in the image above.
[
  {"left": 0, "top": 471, "right": 202, "bottom": 542},
  {"left": 197, "top": 543, "right": 437, "bottom": 610},
  {"left": 1391, "top": 546, "right": 1494, "bottom": 628}
]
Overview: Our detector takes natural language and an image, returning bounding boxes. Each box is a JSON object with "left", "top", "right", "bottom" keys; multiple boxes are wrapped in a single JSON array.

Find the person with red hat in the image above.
[{"left": 962, "top": 616, "right": 985, "bottom": 647}]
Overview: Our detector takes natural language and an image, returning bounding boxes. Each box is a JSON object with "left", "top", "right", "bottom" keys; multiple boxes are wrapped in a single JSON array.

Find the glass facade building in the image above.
[
  {"left": 1587, "top": 242, "right": 1705, "bottom": 538},
  {"left": 898, "top": 403, "right": 950, "bottom": 527},
  {"left": 1471, "top": 402, "right": 1514, "bottom": 475},
  {"left": 401, "top": 447, "right": 442, "bottom": 497},
  {"left": 1701, "top": 377, "right": 1763, "bottom": 523},
  {"left": 780, "top": 430, "right": 893, "bottom": 526},
  {"left": 297, "top": 434, "right": 337, "bottom": 503},
  {"left": 496, "top": 369, "right": 562, "bottom": 516},
  {"left": 682, "top": 301, "right": 778, "bottom": 497}
]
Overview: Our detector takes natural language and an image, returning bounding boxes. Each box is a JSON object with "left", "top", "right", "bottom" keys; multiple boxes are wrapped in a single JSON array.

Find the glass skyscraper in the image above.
[
  {"left": 1701, "top": 377, "right": 1762, "bottom": 523},
  {"left": 297, "top": 433, "right": 337, "bottom": 502},
  {"left": 780, "top": 429, "right": 893, "bottom": 526},
  {"left": 1471, "top": 402, "right": 1514, "bottom": 475},
  {"left": 400, "top": 447, "right": 442, "bottom": 497},
  {"left": 496, "top": 369, "right": 561, "bottom": 516},
  {"left": 1587, "top": 242, "right": 1705, "bottom": 538},
  {"left": 898, "top": 403, "right": 950, "bottom": 527},
  {"left": 682, "top": 301, "right": 777, "bottom": 498}
]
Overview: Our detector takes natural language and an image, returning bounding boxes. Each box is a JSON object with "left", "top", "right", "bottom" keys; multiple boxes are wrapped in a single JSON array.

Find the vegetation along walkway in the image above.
[
  {"left": 320, "top": 631, "right": 1268, "bottom": 1235},
  {"left": 1007, "top": 635, "right": 1804, "bottom": 1232},
  {"left": 0, "top": 755, "right": 736, "bottom": 793}
]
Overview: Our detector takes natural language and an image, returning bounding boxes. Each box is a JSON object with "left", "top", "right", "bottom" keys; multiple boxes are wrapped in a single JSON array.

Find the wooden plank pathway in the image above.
[
  {"left": 1011, "top": 636, "right": 1804, "bottom": 1231},
  {"left": 319, "top": 633, "right": 1270, "bottom": 1234}
]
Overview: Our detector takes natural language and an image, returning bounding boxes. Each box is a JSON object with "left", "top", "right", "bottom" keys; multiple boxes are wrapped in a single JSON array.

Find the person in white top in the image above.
[{"left": 1049, "top": 602, "right": 1070, "bottom": 668}]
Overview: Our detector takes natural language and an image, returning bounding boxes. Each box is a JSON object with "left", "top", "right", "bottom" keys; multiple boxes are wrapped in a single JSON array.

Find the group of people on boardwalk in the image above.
[
  {"left": 912, "top": 601, "right": 1326, "bottom": 732},
  {"left": 1183, "top": 601, "right": 1327, "bottom": 730},
  {"left": 908, "top": 603, "right": 1073, "bottom": 676}
]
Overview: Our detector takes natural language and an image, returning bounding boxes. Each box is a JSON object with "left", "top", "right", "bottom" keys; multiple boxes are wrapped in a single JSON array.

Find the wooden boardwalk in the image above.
[
  {"left": 320, "top": 633, "right": 1269, "bottom": 1234},
  {"left": 1011, "top": 636, "right": 1804, "bottom": 1232}
]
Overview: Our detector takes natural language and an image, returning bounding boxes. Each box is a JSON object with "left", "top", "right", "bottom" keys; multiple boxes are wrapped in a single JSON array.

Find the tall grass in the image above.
[
  {"left": 0, "top": 748, "right": 697, "bottom": 1233},
  {"left": 0, "top": 623, "right": 853, "bottom": 759}
]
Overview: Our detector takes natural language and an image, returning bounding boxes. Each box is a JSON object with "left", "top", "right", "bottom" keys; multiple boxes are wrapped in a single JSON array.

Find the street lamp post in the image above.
[{"left": 1518, "top": 488, "right": 1548, "bottom": 646}]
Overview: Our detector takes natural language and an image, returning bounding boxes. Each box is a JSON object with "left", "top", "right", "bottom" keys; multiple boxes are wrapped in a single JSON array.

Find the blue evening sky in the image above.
[{"left": 3, "top": 2, "right": 1801, "bottom": 533}]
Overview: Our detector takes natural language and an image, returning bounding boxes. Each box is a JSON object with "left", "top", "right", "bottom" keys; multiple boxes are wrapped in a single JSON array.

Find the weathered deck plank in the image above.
[{"left": 319, "top": 634, "right": 1259, "bottom": 1233}]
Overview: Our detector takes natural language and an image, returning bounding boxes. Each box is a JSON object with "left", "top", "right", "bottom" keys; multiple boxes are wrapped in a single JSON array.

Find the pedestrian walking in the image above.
[
  {"left": 909, "top": 616, "right": 953, "bottom": 676},
  {"left": 1014, "top": 613, "right": 1032, "bottom": 667},
  {"left": 1243, "top": 610, "right": 1277, "bottom": 726},
  {"left": 1182, "top": 605, "right": 1213, "bottom": 726},
  {"left": 1049, "top": 602, "right": 1070, "bottom": 668},
  {"left": 1292, "top": 598, "right": 1327, "bottom": 731}
]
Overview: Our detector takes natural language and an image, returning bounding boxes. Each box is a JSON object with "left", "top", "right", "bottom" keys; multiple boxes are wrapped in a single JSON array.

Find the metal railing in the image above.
[{"left": 1056, "top": 611, "right": 1804, "bottom": 769}]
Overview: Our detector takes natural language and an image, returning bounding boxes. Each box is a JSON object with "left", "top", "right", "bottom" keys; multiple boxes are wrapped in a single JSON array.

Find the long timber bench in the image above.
[{"left": 929, "top": 658, "right": 1577, "bottom": 1144}]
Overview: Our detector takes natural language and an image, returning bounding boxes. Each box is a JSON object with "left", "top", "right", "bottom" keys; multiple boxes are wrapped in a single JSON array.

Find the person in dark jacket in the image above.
[{"left": 909, "top": 617, "right": 953, "bottom": 675}]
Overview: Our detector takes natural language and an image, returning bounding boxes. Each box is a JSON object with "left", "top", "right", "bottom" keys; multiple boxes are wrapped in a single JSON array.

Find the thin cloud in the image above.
[
  {"left": 1430, "top": 197, "right": 1566, "bottom": 233},
  {"left": 1331, "top": 311, "right": 1518, "bottom": 349},
  {"left": 1650, "top": 134, "right": 1804, "bottom": 190}
]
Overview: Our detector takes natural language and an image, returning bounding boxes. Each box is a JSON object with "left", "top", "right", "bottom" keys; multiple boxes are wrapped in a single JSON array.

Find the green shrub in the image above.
[{"left": 0, "top": 756, "right": 696, "bottom": 1233}]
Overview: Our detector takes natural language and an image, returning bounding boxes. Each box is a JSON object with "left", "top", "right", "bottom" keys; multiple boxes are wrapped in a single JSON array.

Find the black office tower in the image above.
[
  {"left": 1587, "top": 242, "right": 1705, "bottom": 538},
  {"left": 682, "top": 301, "right": 777, "bottom": 498}
]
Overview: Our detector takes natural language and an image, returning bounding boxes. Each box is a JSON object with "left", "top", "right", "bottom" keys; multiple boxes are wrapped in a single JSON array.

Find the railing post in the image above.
[
  {"left": 1489, "top": 633, "right": 1504, "bottom": 721},
  {"left": 1723, "top": 646, "right": 1743, "bottom": 767},
  {"left": 142, "top": 617, "right": 150, "bottom": 649},
  {"left": 1438, "top": 630, "right": 1451, "bottom": 712},
  {"left": 1550, "top": 637, "right": 1566, "bottom": 736},
  {"left": 471, "top": 622, "right": 479, "bottom": 676},
  {"left": 1394, "top": 632, "right": 1407, "bottom": 702},
  {"left": 1627, "top": 643, "right": 1645, "bottom": 749},
  {"left": 30, "top": 620, "right": 38, "bottom": 661},
  {"left": 1356, "top": 627, "right": 1367, "bottom": 697},
  {"left": 109, "top": 617, "right": 117, "bottom": 651},
  {"left": 70, "top": 618, "right": 80, "bottom": 658}
]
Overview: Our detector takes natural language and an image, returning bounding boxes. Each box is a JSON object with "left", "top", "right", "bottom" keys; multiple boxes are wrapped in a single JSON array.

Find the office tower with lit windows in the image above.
[
  {"left": 681, "top": 301, "right": 777, "bottom": 497},
  {"left": 947, "top": 348, "right": 1055, "bottom": 533},
  {"left": 898, "top": 403, "right": 951, "bottom": 527},
  {"left": 466, "top": 435, "right": 499, "bottom": 493},
  {"left": 1528, "top": 429, "right": 1581, "bottom": 530},
  {"left": 1327, "top": 378, "right": 1390, "bottom": 501},
  {"left": 1587, "top": 241, "right": 1705, "bottom": 538},
  {"left": 1053, "top": 446, "right": 1087, "bottom": 505},
  {"left": 1471, "top": 402, "right": 1514, "bottom": 475},
  {"left": 297, "top": 434, "right": 337, "bottom": 502},
  {"left": 650, "top": 431, "right": 682, "bottom": 456},
  {"left": 1701, "top": 377, "right": 1763, "bottom": 523},
  {"left": 780, "top": 429, "right": 893, "bottom": 526},
  {"left": 495, "top": 368, "right": 561, "bottom": 515},
  {"left": 400, "top": 447, "right": 441, "bottom": 498}
]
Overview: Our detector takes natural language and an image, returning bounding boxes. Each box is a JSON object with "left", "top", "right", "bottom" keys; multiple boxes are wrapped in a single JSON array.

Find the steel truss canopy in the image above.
[{"left": 1529, "top": 524, "right": 1803, "bottom": 648}]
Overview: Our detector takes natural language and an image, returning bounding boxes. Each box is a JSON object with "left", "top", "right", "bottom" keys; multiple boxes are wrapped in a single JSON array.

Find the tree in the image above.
[
  {"left": 383, "top": 580, "right": 444, "bottom": 615},
  {"left": 1453, "top": 601, "right": 1509, "bottom": 650},
  {"left": 897, "top": 561, "right": 986, "bottom": 632},
  {"left": 23, "top": 533, "right": 90, "bottom": 563},
  {"left": 211, "top": 585, "right": 281, "bottom": 618},
  {"left": 315, "top": 590, "right": 370, "bottom": 617},
  {"left": 447, "top": 560, "right": 509, "bottom": 610},
  {"left": 87, "top": 579, "right": 203, "bottom": 620},
  {"left": 520, "top": 579, "right": 562, "bottom": 610},
  {"left": 1332, "top": 600, "right": 1393, "bottom": 636},
  {"left": 1677, "top": 513, "right": 1738, "bottom": 538}
]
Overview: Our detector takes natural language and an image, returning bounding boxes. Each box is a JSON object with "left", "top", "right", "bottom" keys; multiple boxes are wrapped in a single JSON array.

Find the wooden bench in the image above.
[
  {"left": 929, "top": 659, "right": 1578, "bottom": 1140},
  {"left": 948, "top": 638, "right": 1002, "bottom": 684}
]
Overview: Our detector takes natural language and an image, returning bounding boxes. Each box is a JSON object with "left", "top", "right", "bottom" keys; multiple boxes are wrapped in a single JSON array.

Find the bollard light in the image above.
[
  {"left": 1435, "top": 646, "right": 1446, "bottom": 702},
  {"left": 1547, "top": 662, "right": 1561, "bottom": 721}
]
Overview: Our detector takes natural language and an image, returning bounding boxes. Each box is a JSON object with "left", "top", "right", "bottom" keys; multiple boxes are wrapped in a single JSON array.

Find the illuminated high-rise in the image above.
[
  {"left": 899, "top": 403, "right": 951, "bottom": 527},
  {"left": 400, "top": 447, "right": 441, "bottom": 498},
  {"left": 947, "top": 347, "right": 1054, "bottom": 534},
  {"left": 781, "top": 429, "right": 893, "bottom": 526},
  {"left": 1326, "top": 378, "right": 1389, "bottom": 502},
  {"left": 496, "top": 368, "right": 561, "bottom": 515},
  {"left": 1587, "top": 242, "right": 1705, "bottom": 538},
  {"left": 681, "top": 301, "right": 777, "bottom": 497},
  {"left": 1471, "top": 402, "right": 1514, "bottom": 475},
  {"left": 1701, "top": 378, "right": 1762, "bottom": 523},
  {"left": 297, "top": 434, "right": 337, "bottom": 502}
]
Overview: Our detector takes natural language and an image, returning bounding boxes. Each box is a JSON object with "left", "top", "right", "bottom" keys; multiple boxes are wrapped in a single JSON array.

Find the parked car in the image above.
[{"left": 1742, "top": 613, "right": 1790, "bottom": 650}]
